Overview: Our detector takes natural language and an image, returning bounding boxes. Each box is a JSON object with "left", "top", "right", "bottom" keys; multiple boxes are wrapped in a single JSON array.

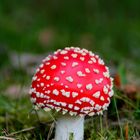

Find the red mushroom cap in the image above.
[{"left": 29, "top": 47, "right": 114, "bottom": 116}]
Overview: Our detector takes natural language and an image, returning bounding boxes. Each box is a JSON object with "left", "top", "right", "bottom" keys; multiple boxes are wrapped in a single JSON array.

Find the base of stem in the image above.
[{"left": 55, "top": 115, "right": 84, "bottom": 140}]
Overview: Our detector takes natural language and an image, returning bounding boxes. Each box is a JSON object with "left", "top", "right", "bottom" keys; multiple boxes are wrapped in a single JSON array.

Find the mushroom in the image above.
[{"left": 29, "top": 47, "right": 114, "bottom": 140}]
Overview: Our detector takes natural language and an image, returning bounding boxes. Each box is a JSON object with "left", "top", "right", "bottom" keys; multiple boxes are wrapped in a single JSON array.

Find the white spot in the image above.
[
  {"left": 98, "top": 58, "right": 104, "bottom": 65},
  {"left": 93, "top": 69, "right": 99, "bottom": 74},
  {"left": 43, "top": 87, "right": 46, "bottom": 91},
  {"left": 95, "top": 55, "right": 99, "bottom": 59},
  {"left": 36, "top": 92, "right": 40, "bottom": 97},
  {"left": 72, "top": 62, "right": 79, "bottom": 67},
  {"left": 60, "top": 102, "right": 67, "bottom": 107},
  {"left": 110, "top": 78, "right": 114, "bottom": 89},
  {"left": 95, "top": 79, "right": 100, "bottom": 84},
  {"left": 68, "top": 104, "right": 73, "bottom": 109},
  {"left": 38, "top": 103, "right": 44, "bottom": 107},
  {"left": 54, "top": 49, "right": 61, "bottom": 54},
  {"left": 44, "top": 95, "right": 50, "bottom": 99},
  {"left": 75, "top": 100, "right": 82, "bottom": 104},
  {"left": 89, "top": 51, "right": 94, "bottom": 56},
  {"left": 86, "top": 84, "right": 93, "bottom": 90},
  {"left": 29, "top": 88, "right": 34, "bottom": 94},
  {"left": 55, "top": 101, "right": 61, "bottom": 106},
  {"left": 61, "top": 62, "right": 66, "bottom": 66},
  {"left": 65, "top": 47, "right": 71, "bottom": 50},
  {"left": 60, "top": 50, "right": 68, "bottom": 54},
  {"left": 66, "top": 76, "right": 73, "bottom": 82},
  {"left": 46, "top": 62, "right": 50, "bottom": 65},
  {"left": 79, "top": 50, "right": 85, "bottom": 54},
  {"left": 65, "top": 91, "right": 70, "bottom": 97},
  {"left": 36, "top": 68, "right": 39, "bottom": 72},
  {"left": 82, "top": 107, "right": 91, "bottom": 111},
  {"left": 88, "top": 60, "right": 93, "bottom": 64},
  {"left": 51, "top": 83, "right": 54, "bottom": 86},
  {"left": 72, "top": 112, "right": 77, "bottom": 116},
  {"left": 80, "top": 57, "right": 85, "bottom": 61},
  {"left": 91, "top": 57, "right": 96, "bottom": 63},
  {"left": 95, "top": 104, "right": 101, "bottom": 110},
  {"left": 53, "top": 56, "right": 58, "bottom": 60},
  {"left": 74, "top": 47, "right": 80, "bottom": 52},
  {"left": 85, "top": 98, "right": 90, "bottom": 102},
  {"left": 103, "top": 71, "right": 109, "bottom": 78},
  {"left": 49, "top": 99, "right": 54, "bottom": 103},
  {"left": 71, "top": 53, "right": 78, "bottom": 58},
  {"left": 32, "top": 76, "right": 37, "bottom": 81},
  {"left": 64, "top": 56, "right": 69, "bottom": 60},
  {"left": 54, "top": 77, "right": 60, "bottom": 82},
  {"left": 55, "top": 107, "right": 61, "bottom": 112},
  {"left": 80, "top": 89, "right": 83, "bottom": 93},
  {"left": 40, "top": 93, "right": 44, "bottom": 98},
  {"left": 82, "top": 49, "right": 88, "bottom": 53},
  {"left": 97, "top": 110, "right": 103, "bottom": 115},
  {"left": 60, "top": 83, "right": 64, "bottom": 86},
  {"left": 52, "top": 89, "right": 59, "bottom": 95},
  {"left": 69, "top": 111, "right": 74, "bottom": 116},
  {"left": 60, "top": 70, "right": 65, "bottom": 74},
  {"left": 37, "top": 78, "right": 40, "bottom": 81},
  {"left": 43, "top": 100, "right": 47, "bottom": 103},
  {"left": 47, "top": 104, "right": 54, "bottom": 109},
  {"left": 61, "top": 90, "right": 70, "bottom": 97},
  {"left": 107, "top": 97, "right": 110, "bottom": 103},
  {"left": 108, "top": 90, "right": 114, "bottom": 97},
  {"left": 74, "top": 106, "right": 80, "bottom": 110},
  {"left": 77, "top": 71, "right": 86, "bottom": 77},
  {"left": 92, "top": 91, "right": 100, "bottom": 98},
  {"left": 77, "top": 83, "right": 82, "bottom": 88},
  {"left": 40, "top": 83, "right": 44, "bottom": 87},
  {"left": 40, "top": 64, "right": 44, "bottom": 68},
  {"left": 95, "top": 78, "right": 103, "bottom": 84},
  {"left": 51, "top": 65, "right": 56, "bottom": 69},
  {"left": 31, "top": 97, "right": 36, "bottom": 103},
  {"left": 89, "top": 100, "right": 95, "bottom": 106},
  {"left": 100, "top": 96, "right": 105, "bottom": 101},
  {"left": 83, "top": 110, "right": 89, "bottom": 115},
  {"left": 42, "top": 74, "right": 46, "bottom": 78},
  {"left": 81, "top": 52, "right": 86, "bottom": 56},
  {"left": 64, "top": 85, "right": 69, "bottom": 90},
  {"left": 106, "top": 84, "right": 110, "bottom": 88},
  {"left": 85, "top": 68, "right": 90, "bottom": 73},
  {"left": 46, "top": 76, "right": 50, "bottom": 80},
  {"left": 43, "top": 57, "right": 50, "bottom": 62},
  {"left": 80, "top": 97, "right": 90, "bottom": 102},
  {"left": 33, "top": 105, "right": 39, "bottom": 110},
  {"left": 46, "top": 84, "right": 50, "bottom": 87},
  {"left": 72, "top": 92, "right": 78, "bottom": 98},
  {"left": 45, "top": 90, "right": 50, "bottom": 94},
  {"left": 102, "top": 103, "right": 109, "bottom": 110},
  {"left": 103, "top": 86, "right": 108, "bottom": 94},
  {"left": 82, "top": 110, "right": 89, "bottom": 114}
]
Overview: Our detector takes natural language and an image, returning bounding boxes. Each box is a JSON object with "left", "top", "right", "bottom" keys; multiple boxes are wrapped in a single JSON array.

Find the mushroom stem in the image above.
[{"left": 55, "top": 115, "right": 84, "bottom": 140}]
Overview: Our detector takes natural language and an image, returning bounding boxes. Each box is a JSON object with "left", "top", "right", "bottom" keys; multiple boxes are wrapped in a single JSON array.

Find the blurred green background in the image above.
[
  {"left": 0, "top": 0, "right": 140, "bottom": 139},
  {"left": 0, "top": 0, "right": 140, "bottom": 71}
]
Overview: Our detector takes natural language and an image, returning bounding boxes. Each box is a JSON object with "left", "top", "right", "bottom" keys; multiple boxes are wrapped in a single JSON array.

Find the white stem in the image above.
[{"left": 55, "top": 115, "right": 84, "bottom": 140}]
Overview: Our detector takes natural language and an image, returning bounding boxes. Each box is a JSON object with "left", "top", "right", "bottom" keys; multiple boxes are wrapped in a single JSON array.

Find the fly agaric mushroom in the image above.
[{"left": 29, "top": 47, "right": 114, "bottom": 140}]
